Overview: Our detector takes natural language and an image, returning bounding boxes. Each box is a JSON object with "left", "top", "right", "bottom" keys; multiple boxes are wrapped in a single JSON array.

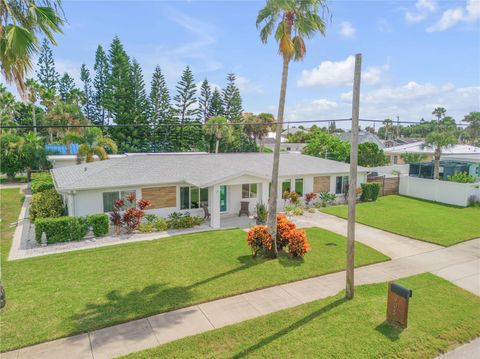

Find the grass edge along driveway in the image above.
[
  {"left": 0, "top": 188, "right": 389, "bottom": 352},
  {"left": 321, "top": 195, "right": 480, "bottom": 246},
  {"left": 124, "top": 273, "right": 480, "bottom": 359}
]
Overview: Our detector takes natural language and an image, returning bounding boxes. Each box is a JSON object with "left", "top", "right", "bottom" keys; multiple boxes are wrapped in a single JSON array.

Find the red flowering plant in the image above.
[
  {"left": 110, "top": 199, "right": 124, "bottom": 235},
  {"left": 287, "top": 229, "right": 310, "bottom": 258},
  {"left": 247, "top": 225, "right": 272, "bottom": 257},
  {"left": 304, "top": 192, "right": 317, "bottom": 207}
]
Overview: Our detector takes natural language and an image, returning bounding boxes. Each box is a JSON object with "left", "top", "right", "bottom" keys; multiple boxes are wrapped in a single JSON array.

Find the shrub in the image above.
[
  {"left": 308, "top": 208, "right": 316, "bottom": 213},
  {"left": 247, "top": 225, "right": 272, "bottom": 257},
  {"left": 360, "top": 182, "right": 380, "bottom": 202},
  {"left": 144, "top": 214, "right": 158, "bottom": 224},
  {"left": 167, "top": 212, "right": 203, "bottom": 229},
  {"left": 448, "top": 172, "right": 476, "bottom": 183},
  {"left": 283, "top": 191, "right": 300, "bottom": 205},
  {"left": 35, "top": 216, "right": 88, "bottom": 244},
  {"left": 304, "top": 192, "right": 317, "bottom": 207},
  {"left": 292, "top": 207, "right": 304, "bottom": 216},
  {"left": 30, "top": 188, "right": 64, "bottom": 222},
  {"left": 153, "top": 217, "right": 168, "bottom": 231},
  {"left": 139, "top": 223, "right": 154, "bottom": 233},
  {"left": 318, "top": 192, "right": 336, "bottom": 207},
  {"left": 287, "top": 229, "right": 310, "bottom": 258},
  {"left": 276, "top": 214, "right": 296, "bottom": 250},
  {"left": 122, "top": 207, "right": 145, "bottom": 233},
  {"left": 284, "top": 204, "right": 296, "bottom": 215},
  {"left": 30, "top": 172, "right": 54, "bottom": 194},
  {"left": 255, "top": 202, "right": 268, "bottom": 224},
  {"left": 87, "top": 213, "right": 109, "bottom": 236}
]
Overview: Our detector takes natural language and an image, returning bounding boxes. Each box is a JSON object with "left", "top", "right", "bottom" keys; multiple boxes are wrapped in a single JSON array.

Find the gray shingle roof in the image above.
[
  {"left": 51, "top": 153, "right": 368, "bottom": 191},
  {"left": 337, "top": 131, "right": 385, "bottom": 149}
]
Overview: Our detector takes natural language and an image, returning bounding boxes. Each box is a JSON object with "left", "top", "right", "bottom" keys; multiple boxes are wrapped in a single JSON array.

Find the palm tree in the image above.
[
  {"left": 432, "top": 107, "right": 446, "bottom": 122},
  {"left": 382, "top": 118, "right": 393, "bottom": 140},
  {"left": 425, "top": 131, "right": 457, "bottom": 180},
  {"left": 204, "top": 116, "right": 232, "bottom": 153},
  {"left": 256, "top": 0, "right": 328, "bottom": 255},
  {"left": 243, "top": 113, "right": 275, "bottom": 152},
  {"left": 63, "top": 131, "right": 84, "bottom": 155},
  {"left": 0, "top": 0, "right": 65, "bottom": 96},
  {"left": 77, "top": 127, "right": 118, "bottom": 163},
  {"left": 25, "top": 78, "right": 41, "bottom": 133}
]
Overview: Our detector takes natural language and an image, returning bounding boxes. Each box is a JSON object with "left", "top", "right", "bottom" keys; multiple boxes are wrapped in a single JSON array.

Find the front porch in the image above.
[{"left": 208, "top": 177, "right": 270, "bottom": 229}]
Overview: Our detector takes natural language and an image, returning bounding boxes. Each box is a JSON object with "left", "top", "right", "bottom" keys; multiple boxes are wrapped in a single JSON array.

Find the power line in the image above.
[{"left": 0, "top": 118, "right": 468, "bottom": 129}]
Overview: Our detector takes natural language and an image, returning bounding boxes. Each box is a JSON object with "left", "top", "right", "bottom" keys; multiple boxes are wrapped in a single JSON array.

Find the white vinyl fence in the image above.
[{"left": 399, "top": 175, "right": 480, "bottom": 207}]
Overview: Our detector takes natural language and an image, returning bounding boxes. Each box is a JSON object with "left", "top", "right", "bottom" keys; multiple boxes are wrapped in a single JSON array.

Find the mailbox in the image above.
[{"left": 386, "top": 282, "right": 412, "bottom": 329}]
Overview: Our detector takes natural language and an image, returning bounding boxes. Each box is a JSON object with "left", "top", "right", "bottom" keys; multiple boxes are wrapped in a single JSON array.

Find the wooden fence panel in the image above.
[{"left": 367, "top": 176, "right": 399, "bottom": 196}]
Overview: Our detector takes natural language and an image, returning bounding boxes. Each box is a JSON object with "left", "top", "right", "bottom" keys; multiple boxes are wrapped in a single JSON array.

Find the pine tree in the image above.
[
  {"left": 222, "top": 73, "right": 243, "bottom": 122},
  {"left": 58, "top": 73, "right": 75, "bottom": 102},
  {"left": 93, "top": 45, "right": 109, "bottom": 126},
  {"left": 150, "top": 65, "right": 175, "bottom": 151},
  {"left": 104, "top": 36, "right": 134, "bottom": 152},
  {"left": 36, "top": 39, "right": 59, "bottom": 91},
  {"left": 209, "top": 88, "right": 224, "bottom": 118},
  {"left": 80, "top": 64, "right": 94, "bottom": 121},
  {"left": 173, "top": 66, "right": 199, "bottom": 150},
  {"left": 130, "top": 59, "right": 150, "bottom": 151},
  {"left": 198, "top": 79, "right": 211, "bottom": 123}
]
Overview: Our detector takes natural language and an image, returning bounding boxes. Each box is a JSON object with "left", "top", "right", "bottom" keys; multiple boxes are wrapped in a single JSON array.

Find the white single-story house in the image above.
[{"left": 50, "top": 153, "right": 369, "bottom": 229}]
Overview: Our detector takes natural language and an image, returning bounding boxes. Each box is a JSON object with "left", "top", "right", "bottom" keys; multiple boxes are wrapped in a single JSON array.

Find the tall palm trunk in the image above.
[
  {"left": 215, "top": 138, "right": 220, "bottom": 153},
  {"left": 31, "top": 103, "right": 37, "bottom": 134},
  {"left": 433, "top": 146, "right": 441, "bottom": 179},
  {"left": 266, "top": 56, "right": 290, "bottom": 257}
]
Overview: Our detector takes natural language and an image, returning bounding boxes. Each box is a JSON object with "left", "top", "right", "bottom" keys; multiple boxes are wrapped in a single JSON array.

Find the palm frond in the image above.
[{"left": 93, "top": 146, "right": 108, "bottom": 161}]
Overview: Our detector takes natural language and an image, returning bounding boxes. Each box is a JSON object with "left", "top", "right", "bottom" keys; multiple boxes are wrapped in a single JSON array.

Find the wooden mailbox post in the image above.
[{"left": 387, "top": 282, "right": 413, "bottom": 328}]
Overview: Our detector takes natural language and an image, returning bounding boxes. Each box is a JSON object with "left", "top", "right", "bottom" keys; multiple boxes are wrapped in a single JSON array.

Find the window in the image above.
[
  {"left": 242, "top": 183, "right": 258, "bottom": 199},
  {"left": 102, "top": 190, "right": 136, "bottom": 212},
  {"left": 393, "top": 156, "right": 398, "bottom": 164},
  {"left": 180, "top": 186, "right": 209, "bottom": 210},
  {"left": 282, "top": 180, "right": 291, "bottom": 193},
  {"left": 335, "top": 176, "right": 349, "bottom": 194},
  {"left": 295, "top": 178, "right": 303, "bottom": 196}
]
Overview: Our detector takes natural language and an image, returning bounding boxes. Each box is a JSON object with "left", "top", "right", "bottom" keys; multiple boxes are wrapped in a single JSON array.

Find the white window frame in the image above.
[
  {"left": 242, "top": 183, "right": 258, "bottom": 199},
  {"left": 102, "top": 190, "right": 136, "bottom": 212},
  {"left": 180, "top": 186, "right": 208, "bottom": 210}
]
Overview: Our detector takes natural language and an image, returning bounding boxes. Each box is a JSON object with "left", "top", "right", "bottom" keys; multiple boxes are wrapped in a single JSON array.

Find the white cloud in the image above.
[
  {"left": 236, "top": 75, "right": 264, "bottom": 94},
  {"left": 377, "top": 18, "right": 392, "bottom": 33},
  {"left": 405, "top": 0, "right": 437, "bottom": 23},
  {"left": 297, "top": 56, "right": 389, "bottom": 88},
  {"left": 286, "top": 98, "right": 338, "bottom": 121},
  {"left": 427, "top": 0, "right": 480, "bottom": 32},
  {"left": 339, "top": 21, "right": 356, "bottom": 39}
]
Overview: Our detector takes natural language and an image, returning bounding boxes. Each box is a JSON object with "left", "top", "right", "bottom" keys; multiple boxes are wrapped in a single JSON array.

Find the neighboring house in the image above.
[
  {"left": 384, "top": 141, "right": 480, "bottom": 165},
  {"left": 50, "top": 153, "right": 369, "bottom": 229},
  {"left": 409, "top": 154, "right": 480, "bottom": 180},
  {"left": 282, "top": 127, "right": 306, "bottom": 138},
  {"left": 337, "top": 131, "right": 385, "bottom": 149},
  {"left": 383, "top": 137, "right": 422, "bottom": 148},
  {"left": 263, "top": 139, "right": 306, "bottom": 153}
]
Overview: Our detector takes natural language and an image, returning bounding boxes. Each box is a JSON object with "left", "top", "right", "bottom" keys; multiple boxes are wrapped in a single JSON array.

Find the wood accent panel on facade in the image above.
[
  {"left": 367, "top": 176, "right": 399, "bottom": 196},
  {"left": 313, "top": 176, "right": 330, "bottom": 193},
  {"left": 142, "top": 186, "right": 176, "bottom": 209}
]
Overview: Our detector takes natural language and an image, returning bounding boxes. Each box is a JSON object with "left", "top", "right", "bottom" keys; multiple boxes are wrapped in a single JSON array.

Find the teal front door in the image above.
[{"left": 220, "top": 185, "right": 227, "bottom": 212}]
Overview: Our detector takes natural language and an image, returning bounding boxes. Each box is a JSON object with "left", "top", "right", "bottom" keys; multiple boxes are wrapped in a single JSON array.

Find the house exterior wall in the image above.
[{"left": 65, "top": 172, "right": 368, "bottom": 219}]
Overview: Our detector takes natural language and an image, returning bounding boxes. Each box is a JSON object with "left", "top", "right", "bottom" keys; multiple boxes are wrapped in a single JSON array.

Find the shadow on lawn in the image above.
[
  {"left": 68, "top": 254, "right": 266, "bottom": 335},
  {"left": 231, "top": 298, "right": 347, "bottom": 358},
  {"left": 375, "top": 321, "right": 404, "bottom": 341}
]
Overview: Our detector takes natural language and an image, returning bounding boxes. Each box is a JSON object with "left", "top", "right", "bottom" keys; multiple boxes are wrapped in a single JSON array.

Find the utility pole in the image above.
[
  {"left": 396, "top": 115, "right": 400, "bottom": 139},
  {"left": 346, "top": 53, "right": 362, "bottom": 300}
]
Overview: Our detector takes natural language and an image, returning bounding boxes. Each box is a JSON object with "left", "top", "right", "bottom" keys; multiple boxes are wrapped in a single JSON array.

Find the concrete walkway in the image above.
[
  {"left": 3, "top": 238, "right": 479, "bottom": 359},
  {"left": 435, "top": 338, "right": 480, "bottom": 358},
  {"left": 292, "top": 210, "right": 442, "bottom": 259}
]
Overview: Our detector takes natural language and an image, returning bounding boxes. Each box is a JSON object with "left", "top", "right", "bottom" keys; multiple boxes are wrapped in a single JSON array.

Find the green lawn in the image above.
[
  {"left": 125, "top": 273, "right": 480, "bottom": 359},
  {"left": 0, "top": 189, "right": 388, "bottom": 352},
  {"left": 321, "top": 195, "right": 480, "bottom": 246}
]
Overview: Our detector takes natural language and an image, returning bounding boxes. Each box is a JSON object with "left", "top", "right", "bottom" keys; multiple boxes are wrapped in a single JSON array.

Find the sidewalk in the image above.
[{"left": 3, "top": 238, "right": 478, "bottom": 359}]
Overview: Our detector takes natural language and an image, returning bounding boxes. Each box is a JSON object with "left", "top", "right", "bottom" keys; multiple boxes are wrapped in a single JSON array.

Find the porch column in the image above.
[
  {"left": 261, "top": 181, "right": 269, "bottom": 204},
  {"left": 210, "top": 184, "right": 221, "bottom": 229}
]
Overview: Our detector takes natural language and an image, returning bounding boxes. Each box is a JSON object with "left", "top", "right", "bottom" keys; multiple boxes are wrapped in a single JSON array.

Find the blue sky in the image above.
[{"left": 13, "top": 0, "right": 480, "bottom": 128}]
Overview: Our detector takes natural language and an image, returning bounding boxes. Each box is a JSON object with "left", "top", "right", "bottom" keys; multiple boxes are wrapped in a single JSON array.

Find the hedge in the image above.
[
  {"left": 31, "top": 172, "right": 54, "bottom": 194},
  {"left": 35, "top": 216, "right": 88, "bottom": 244},
  {"left": 29, "top": 189, "right": 64, "bottom": 223},
  {"left": 87, "top": 214, "right": 109, "bottom": 236},
  {"left": 360, "top": 182, "right": 380, "bottom": 202}
]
